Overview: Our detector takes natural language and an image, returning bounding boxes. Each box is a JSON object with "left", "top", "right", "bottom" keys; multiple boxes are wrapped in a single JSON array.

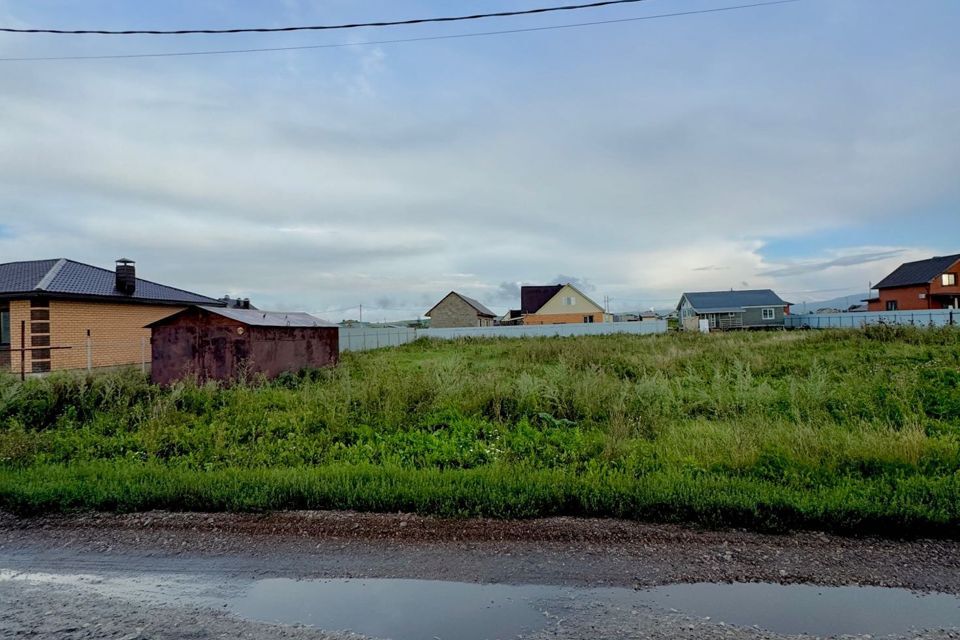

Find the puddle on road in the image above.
[
  {"left": 640, "top": 582, "right": 960, "bottom": 637},
  {"left": 231, "top": 579, "right": 556, "bottom": 640},
  {"left": 230, "top": 578, "right": 960, "bottom": 639}
]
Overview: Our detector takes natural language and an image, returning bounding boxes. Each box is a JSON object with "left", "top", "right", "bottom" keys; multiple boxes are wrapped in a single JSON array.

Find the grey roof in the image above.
[
  {"left": 426, "top": 291, "right": 497, "bottom": 318},
  {"left": 456, "top": 293, "right": 496, "bottom": 317},
  {"left": 0, "top": 258, "right": 221, "bottom": 305},
  {"left": 196, "top": 306, "right": 335, "bottom": 327},
  {"left": 874, "top": 254, "right": 960, "bottom": 289},
  {"left": 679, "top": 289, "right": 789, "bottom": 313}
]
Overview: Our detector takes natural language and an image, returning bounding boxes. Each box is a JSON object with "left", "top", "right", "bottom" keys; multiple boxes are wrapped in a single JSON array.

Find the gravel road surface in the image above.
[{"left": 2, "top": 511, "right": 959, "bottom": 639}]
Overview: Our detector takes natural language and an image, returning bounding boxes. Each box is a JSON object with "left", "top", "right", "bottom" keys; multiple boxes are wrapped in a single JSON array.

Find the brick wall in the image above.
[
  {"left": 868, "top": 285, "right": 932, "bottom": 312},
  {"left": 930, "top": 258, "right": 960, "bottom": 301},
  {"left": 21, "top": 300, "right": 184, "bottom": 372},
  {"left": 523, "top": 312, "right": 606, "bottom": 325},
  {"left": 6, "top": 300, "right": 29, "bottom": 374}
]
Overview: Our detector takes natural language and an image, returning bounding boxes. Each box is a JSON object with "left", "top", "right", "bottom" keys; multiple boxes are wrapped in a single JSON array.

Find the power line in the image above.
[
  {"left": 0, "top": 0, "right": 656, "bottom": 35},
  {"left": 0, "top": 1, "right": 801, "bottom": 62}
]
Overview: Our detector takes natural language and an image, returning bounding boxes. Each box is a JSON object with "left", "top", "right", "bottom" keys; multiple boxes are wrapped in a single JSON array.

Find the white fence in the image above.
[
  {"left": 785, "top": 309, "right": 958, "bottom": 330},
  {"left": 420, "top": 320, "right": 668, "bottom": 340},
  {"left": 339, "top": 327, "right": 418, "bottom": 352},
  {"left": 339, "top": 320, "right": 669, "bottom": 352}
]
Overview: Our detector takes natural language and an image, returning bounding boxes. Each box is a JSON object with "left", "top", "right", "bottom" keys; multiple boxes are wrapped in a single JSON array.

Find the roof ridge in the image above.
[
  {"left": 455, "top": 291, "right": 496, "bottom": 316},
  {"left": 555, "top": 282, "right": 605, "bottom": 312},
  {"left": 425, "top": 291, "right": 496, "bottom": 318},
  {"left": 34, "top": 258, "right": 67, "bottom": 291},
  {"left": 0, "top": 258, "right": 61, "bottom": 267},
  {"left": 905, "top": 252, "right": 960, "bottom": 264},
  {"left": 62, "top": 258, "right": 221, "bottom": 304}
]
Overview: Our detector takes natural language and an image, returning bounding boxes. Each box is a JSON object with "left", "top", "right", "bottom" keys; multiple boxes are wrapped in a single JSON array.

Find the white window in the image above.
[
  {"left": 761, "top": 308, "right": 775, "bottom": 320},
  {"left": 943, "top": 273, "right": 957, "bottom": 286},
  {"left": 563, "top": 296, "right": 576, "bottom": 306}
]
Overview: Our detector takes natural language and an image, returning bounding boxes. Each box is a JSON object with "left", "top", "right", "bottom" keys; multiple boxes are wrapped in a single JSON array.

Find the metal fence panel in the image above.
[
  {"left": 784, "top": 310, "right": 956, "bottom": 330},
  {"left": 338, "top": 321, "right": 668, "bottom": 352},
  {"left": 338, "top": 327, "right": 419, "bottom": 352},
  {"left": 419, "top": 320, "right": 668, "bottom": 341}
]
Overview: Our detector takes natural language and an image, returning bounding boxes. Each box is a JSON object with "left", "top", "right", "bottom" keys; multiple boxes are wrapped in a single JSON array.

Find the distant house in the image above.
[
  {"left": 425, "top": 291, "right": 497, "bottom": 328},
  {"left": 677, "top": 289, "right": 790, "bottom": 331},
  {"left": 0, "top": 258, "right": 222, "bottom": 375},
  {"left": 147, "top": 306, "right": 338, "bottom": 385},
  {"left": 521, "top": 283, "right": 609, "bottom": 325},
  {"left": 867, "top": 254, "right": 960, "bottom": 311},
  {"left": 500, "top": 309, "right": 523, "bottom": 326}
]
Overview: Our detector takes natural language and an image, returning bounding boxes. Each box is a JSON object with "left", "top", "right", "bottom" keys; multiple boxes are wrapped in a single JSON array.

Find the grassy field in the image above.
[{"left": 1, "top": 325, "right": 959, "bottom": 535}]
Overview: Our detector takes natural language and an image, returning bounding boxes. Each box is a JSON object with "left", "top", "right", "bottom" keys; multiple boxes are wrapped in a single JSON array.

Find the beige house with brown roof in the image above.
[{"left": 521, "top": 283, "right": 610, "bottom": 325}]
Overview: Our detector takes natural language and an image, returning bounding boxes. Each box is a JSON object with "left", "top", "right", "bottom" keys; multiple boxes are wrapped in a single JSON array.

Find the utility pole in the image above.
[{"left": 359, "top": 304, "right": 362, "bottom": 323}]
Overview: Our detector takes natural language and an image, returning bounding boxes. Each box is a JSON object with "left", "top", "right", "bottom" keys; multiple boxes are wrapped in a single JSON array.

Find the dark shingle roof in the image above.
[
  {"left": 520, "top": 284, "right": 563, "bottom": 314},
  {"left": 0, "top": 259, "right": 222, "bottom": 305},
  {"left": 680, "top": 289, "right": 788, "bottom": 313},
  {"left": 0, "top": 259, "right": 60, "bottom": 293},
  {"left": 874, "top": 254, "right": 960, "bottom": 289},
  {"left": 426, "top": 291, "right": 497, "bottom": 318}
]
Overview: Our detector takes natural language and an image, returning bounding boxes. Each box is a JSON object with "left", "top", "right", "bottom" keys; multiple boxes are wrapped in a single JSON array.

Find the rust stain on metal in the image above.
[{"left": 148, "top": 308, "right": 339, "bottom": 385}]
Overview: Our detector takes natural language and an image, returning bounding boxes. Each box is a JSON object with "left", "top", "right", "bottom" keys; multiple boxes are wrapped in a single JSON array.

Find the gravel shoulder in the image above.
[{"left": 2, "top": 510, "right": 960, "bottom": 592}]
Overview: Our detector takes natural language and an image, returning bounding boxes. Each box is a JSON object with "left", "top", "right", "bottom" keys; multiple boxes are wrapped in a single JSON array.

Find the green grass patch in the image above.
[{"left": 1, "top": 327, "right": 959, "bottom": 535}]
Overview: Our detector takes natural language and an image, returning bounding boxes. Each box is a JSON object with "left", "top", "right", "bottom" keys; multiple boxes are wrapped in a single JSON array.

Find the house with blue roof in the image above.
[
  {"left": 676, "top": 289, "right": 791, "bottom": 331},
  {"left": 0, "top": 258, "right": 224, "bottom": 374}
]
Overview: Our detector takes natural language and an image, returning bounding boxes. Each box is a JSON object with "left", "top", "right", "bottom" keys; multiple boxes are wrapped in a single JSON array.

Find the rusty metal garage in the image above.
[{"left": 147, "top": 306, "right": 338, "bottom": 385}]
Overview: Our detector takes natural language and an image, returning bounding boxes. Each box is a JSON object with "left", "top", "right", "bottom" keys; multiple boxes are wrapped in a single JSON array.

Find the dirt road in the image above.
[{"left": 2, "top": 511, "right": 960, "bottom": 639}]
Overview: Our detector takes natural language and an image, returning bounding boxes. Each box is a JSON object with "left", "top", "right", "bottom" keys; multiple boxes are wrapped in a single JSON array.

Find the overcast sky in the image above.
[{"left": 0, "top": 0, "right": 958, "bottom": 320}]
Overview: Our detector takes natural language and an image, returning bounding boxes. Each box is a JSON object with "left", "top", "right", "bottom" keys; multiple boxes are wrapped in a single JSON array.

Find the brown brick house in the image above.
[
  {"left": 867, "top": 254, "right": 960, "bottom": 311},
  {"left": 0, "top": 258, "right": 223, "bottom": 375},
  {"left": 425, "top": 291, "right": 497, "bottom": 328}
]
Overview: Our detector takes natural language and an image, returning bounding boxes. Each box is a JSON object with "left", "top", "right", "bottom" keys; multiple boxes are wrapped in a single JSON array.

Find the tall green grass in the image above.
[{"left": 1, "top": 327, "right": 959, "bottom": 534}]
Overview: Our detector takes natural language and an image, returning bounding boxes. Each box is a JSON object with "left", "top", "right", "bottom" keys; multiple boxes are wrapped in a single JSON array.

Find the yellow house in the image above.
[
  {"left": 521, "top": 283, "right": 610, "bottom": 325},
  {"left": 0, "top": 258, "right": 224, "bottom": 376}
]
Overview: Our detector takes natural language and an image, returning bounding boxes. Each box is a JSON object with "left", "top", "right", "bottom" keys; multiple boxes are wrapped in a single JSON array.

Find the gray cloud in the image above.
[
  {"left": 493, "top": 281, "right": 521, "bottom": 303},
  {"left": 550, "top": 275, "right": 595, "bottom": 292},
  {"left": 758, "top": 250, "right": 906, "bottom": 278}
]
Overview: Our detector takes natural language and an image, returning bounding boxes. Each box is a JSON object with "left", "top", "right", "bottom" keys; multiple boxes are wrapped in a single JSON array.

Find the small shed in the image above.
[{"left": 147, "top": 306, "right": 338, "bottom": 385}]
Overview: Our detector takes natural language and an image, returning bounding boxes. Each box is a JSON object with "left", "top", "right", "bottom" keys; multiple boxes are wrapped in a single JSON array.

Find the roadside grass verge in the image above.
[
  {"left": 1, "top": 326, "right": 959, "bottom": 536},
  {"left": 3, "top": 462, "right": 958, "bottom": 536}
]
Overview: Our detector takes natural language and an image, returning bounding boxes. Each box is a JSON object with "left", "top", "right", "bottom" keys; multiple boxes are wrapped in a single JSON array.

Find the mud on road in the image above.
[{"left": 2, "top": 510, "right": 960, "bottom": 639}]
